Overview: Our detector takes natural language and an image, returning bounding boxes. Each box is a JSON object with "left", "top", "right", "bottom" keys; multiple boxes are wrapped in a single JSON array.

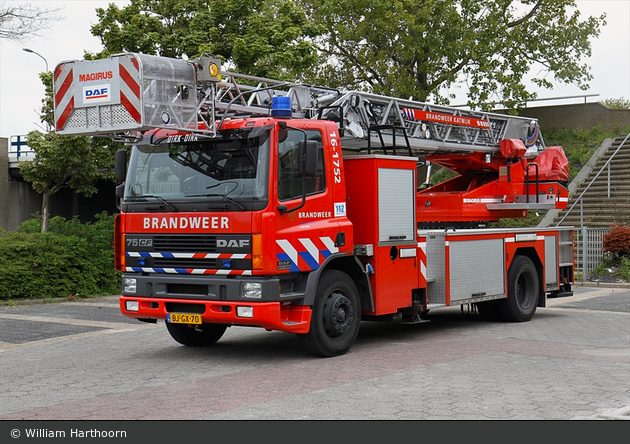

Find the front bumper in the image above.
[
  {"left": 121, "top": 272, "right": 287, "bottom": 302},
  {"left": 119, "top": 296, "right": 312, "bottom": 334}
]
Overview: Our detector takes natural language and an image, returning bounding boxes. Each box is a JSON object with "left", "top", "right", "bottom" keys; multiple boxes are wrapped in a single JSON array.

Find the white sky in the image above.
[{"left": 1, "top": 0, "right": 629, "bottom": 139}]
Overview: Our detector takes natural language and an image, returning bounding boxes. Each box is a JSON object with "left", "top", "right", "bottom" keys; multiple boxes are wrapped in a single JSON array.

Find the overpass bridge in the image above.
[{"left": 1, "top": 136, "right": 116, "bottom": 232}]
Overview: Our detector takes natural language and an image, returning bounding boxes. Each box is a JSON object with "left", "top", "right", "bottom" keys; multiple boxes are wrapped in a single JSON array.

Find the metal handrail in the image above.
[{"left": 555, "top": 132, "right": 630, "bottom": 226}]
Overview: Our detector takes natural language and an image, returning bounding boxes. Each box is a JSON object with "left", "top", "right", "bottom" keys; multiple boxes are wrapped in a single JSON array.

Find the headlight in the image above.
[
  {"left": 122, "top": 277, "right": 137, "bottom": 293},
  {"left": 125, "top": 300, "right": 139, "bottom": 312},
  {"left": 240, "top": 282, "right": 262, "bottom": 299}
]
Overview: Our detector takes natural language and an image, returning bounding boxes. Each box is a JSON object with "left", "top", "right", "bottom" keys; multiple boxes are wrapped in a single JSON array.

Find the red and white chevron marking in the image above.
[
  {"left": 117, "top": 54, "right": 141, "bottom": 123},
  {"left": 417, "top": 241, "right": 427, "bottom": 281},
  {"left": 54, "top": 63, "right": 74, "bottom": 131}
]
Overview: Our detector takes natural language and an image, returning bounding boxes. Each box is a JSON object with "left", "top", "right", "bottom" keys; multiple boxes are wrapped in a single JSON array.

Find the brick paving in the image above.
[{"left": 0, "top": 287, "right": 628, "bottom": 420}]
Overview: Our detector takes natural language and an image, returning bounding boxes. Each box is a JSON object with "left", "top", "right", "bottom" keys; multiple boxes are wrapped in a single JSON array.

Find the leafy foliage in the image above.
[
  {"left": 591, "top": 256, "right": 630, "bottom": 282},
  {"left": 427, "top": 167, "right": 458, "bottom": 187},
  {"left": 621, "top": 257, "right": 630, "bottom": 281},
  {"left": 600, "top": 97, "right": 630, "bottom": 109},
  {"left": 87, "top": 0, "right": 605, "bottom": 110},
  {"left": 489, "top": 211, "right": 544, "bottom": 228},
  {"left": 299, "top": 0, "right": 605, "bottom": 110},
  {"left": 20, "top": 131, "right": 99, "bottom": 196},
  {"left": 0, "top": 213, "right": 121, "bottom": 300},
  {"left": 89, "top": 0, "right": 322, "bottom": 80}
]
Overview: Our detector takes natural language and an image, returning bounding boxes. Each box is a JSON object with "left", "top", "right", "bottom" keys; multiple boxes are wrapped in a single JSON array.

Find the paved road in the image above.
[{"left": 0, "top": 286, "right": 628, "bottom": 421}]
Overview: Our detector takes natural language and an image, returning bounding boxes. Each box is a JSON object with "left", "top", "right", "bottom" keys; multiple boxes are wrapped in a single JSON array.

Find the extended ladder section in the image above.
[
  {"left": 198, "top": 70, "right": 545, "bottom": 158},
  {"left": 316, "top": 91, "right": 543, "bottom": 158},
  {"left": 54, "top": 52, "right": 543, "bottom": 158}
]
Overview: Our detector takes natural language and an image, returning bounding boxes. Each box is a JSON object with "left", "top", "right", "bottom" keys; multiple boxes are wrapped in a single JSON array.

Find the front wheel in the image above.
[
  {"left": 166, "top": 322, "right": 227, "bottom": 346},
  {"left": 298, "top": 270, "right": 361, "bottom": 357},
  {"left": 497, "top": 255, "right": 540, "bottom": 322}
]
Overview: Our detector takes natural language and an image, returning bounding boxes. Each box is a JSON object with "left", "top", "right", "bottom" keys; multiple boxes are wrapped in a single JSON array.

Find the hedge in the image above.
[{"left": 0, "top": 212, "right": 121, "bottom": 300}]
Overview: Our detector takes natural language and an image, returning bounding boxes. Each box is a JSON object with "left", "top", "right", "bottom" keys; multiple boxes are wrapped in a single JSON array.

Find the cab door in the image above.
[{"left": 272, "top": 123, "right": 347, "bottom": 273}]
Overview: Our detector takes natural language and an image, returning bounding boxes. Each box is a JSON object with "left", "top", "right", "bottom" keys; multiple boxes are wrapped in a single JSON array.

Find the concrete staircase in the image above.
[{"left": 543, "top": 134, "right": 630, "bottom": 228}]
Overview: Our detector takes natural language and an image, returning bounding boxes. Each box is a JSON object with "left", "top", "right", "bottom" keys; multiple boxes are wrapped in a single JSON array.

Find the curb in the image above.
[
  {"left": 574, "top": 281, "right": 630, "bottom": 289},
  {"left": 0, "top": 295, "right": 120, "bottom": 307}
]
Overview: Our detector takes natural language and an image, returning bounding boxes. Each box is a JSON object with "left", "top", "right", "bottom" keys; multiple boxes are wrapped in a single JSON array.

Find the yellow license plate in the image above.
[{"left": 167, "top": 313, "right": 202, "bottom": 324}]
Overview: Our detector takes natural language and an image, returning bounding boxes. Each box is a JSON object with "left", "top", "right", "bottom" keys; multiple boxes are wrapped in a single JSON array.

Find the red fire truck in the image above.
[{"left": 54, "top": 53, "right": 574, "bottom": 357}]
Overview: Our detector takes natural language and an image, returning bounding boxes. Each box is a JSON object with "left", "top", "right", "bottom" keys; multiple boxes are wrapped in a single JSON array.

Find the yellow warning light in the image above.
[{"left": 195, "top": 57, "right": 222, "bottom": 82}]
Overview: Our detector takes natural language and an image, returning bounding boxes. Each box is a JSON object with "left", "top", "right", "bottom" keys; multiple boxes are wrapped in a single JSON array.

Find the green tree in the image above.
[
  {"left": 89, "top": 1, "right": 604, "bottom": 110},
  {"left": 19, "top": 73, "right": 117, "bottom": 232},
  {"left": 600, "top": 98, "right": 630, "bottom": 109},
  {"left": 299, "top": 0, "right": 606, "bottom": 110},
  {"left": 89, "top": 0, "right": 322, "bottom": 80}
]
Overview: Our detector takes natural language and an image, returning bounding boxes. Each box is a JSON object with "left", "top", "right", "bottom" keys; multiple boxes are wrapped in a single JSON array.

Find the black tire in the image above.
[
  {"left": 496, "top": 255, "right": 540, "bottom": 322},
  {"left": 475, "top": 300, "right": 500, "bottom": 321},
  {"left": 165, "top": 322, "right": 227, "bottom": 346},
  {"left": 298, "top": 270, "right": 361, "bottom": 357}
]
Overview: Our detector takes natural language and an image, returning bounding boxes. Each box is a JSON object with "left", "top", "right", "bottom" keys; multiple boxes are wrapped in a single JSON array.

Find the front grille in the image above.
[{"left": 154, "top": 235, "right": 217, "bottom": 252}]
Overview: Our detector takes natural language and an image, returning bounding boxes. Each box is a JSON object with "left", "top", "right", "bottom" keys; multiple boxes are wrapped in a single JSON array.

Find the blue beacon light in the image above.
[{"left": 271, "top": 96, "right": 292, "bottom": 117}]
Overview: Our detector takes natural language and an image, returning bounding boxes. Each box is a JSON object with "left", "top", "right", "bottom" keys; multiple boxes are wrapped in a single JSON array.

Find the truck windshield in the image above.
[{"left": 123, "top": 126, "right": 271, "bottom": 212}]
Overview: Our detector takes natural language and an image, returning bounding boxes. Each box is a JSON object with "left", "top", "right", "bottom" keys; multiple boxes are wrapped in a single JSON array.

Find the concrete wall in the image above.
[
  {"left": 0, "top": 138, "right": 9, "bottom": 231},
  {"left": 518, "top": 102, "right": 630, "bottom": 133},
  {"left": 4, "top": 180, "right": 48, "bottom": 231}
]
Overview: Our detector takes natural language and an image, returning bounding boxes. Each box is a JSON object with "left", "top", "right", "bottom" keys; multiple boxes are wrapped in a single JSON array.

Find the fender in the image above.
[{"left": 299, "top": 253, "right": 374, "bottom": 311}]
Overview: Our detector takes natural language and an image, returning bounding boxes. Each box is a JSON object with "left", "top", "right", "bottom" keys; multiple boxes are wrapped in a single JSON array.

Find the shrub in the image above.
[
  {"left": 0, "top": 212, "right": 121, "bottom": 300},
  {"left": 591, "top": 255, "right": 630, "bottom": 282},
  {"left": 620, "top": 257, "right": 630, "bottom": 281},
  {"left": 603, "top": 223, "right": 630, "bottom": 257}
]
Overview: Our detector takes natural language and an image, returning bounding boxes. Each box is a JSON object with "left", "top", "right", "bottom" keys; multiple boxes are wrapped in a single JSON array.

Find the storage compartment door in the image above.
[
  {"left": 449, "top": 238, "right": 505, "bottom": 302},
  {"left": 378, "top": 167, "right": 415, "bottom": 243}
]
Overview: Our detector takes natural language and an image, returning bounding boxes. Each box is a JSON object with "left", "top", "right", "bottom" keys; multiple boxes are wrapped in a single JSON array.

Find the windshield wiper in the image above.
[
  {"left": 185, "top": 193, "right": 247, "bottom": 211},
  {"left": 128, "top": 194, "right": 178, "bottom": 212}
]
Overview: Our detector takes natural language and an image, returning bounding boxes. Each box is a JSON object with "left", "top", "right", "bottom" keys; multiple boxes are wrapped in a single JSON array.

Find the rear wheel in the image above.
[
  {"left": 298, "top": 270, "right": 361, "bottom": 357},
  {"left": 497, "top": 255, "right": 540, "bottom": 322},
  {"left": 165, "top": 322, "right": 227, "bottom": 346}
]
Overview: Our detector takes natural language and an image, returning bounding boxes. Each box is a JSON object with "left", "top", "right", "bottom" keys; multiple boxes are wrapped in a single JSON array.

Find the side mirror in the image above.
[{"left": 115, "top": 149, "right": 127, "bottom": 182}]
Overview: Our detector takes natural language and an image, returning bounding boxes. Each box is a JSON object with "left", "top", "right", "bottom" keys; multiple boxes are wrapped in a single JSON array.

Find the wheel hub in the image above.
[{"left": 324, "top": 291, "right": 354, "bottom": 337}]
